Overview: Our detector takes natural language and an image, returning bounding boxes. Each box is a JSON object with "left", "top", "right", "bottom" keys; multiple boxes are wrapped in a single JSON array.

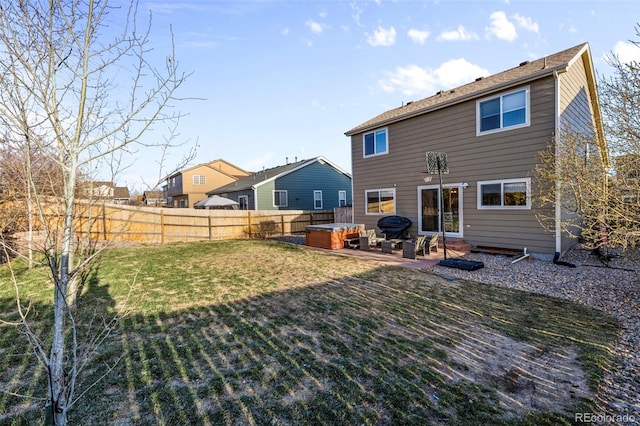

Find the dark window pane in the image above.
[
  {"left": 503, "top": 109, "right": 526, "bottom": 127},
  {"left": 364, "top": 133, "right": 375, "bottom": 156},
  {"left": 481, "top": 183, "right": 502, "bottom": 206}
]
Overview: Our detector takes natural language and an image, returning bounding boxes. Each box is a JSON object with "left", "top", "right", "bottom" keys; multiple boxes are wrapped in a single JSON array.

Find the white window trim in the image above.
[
  {"left": 476, "top": 86, "right": 530, "bottom": 136},
  {"left": 313, "top": 190, "right": 323, "bottom": 209},
  {"left": 338, "top": 190, "right": 347, "bottom": 207},
  {"left": 273, "top": 190, "right": 288, "bottom": 207},
  {"left": 238, "top": 195, "right": 249, "bottom": 210},
  {"left": 365, "top": 188, "right": 396, "bottom": 215},
  {"left": 362, "top": 127, "right": 389, "bottom": 158},
  {"left": 192, "top": 174, "right": 206, "bottom": 185},
  {"left": 477, "top": 178, "right": 531, "bottom": 210}
]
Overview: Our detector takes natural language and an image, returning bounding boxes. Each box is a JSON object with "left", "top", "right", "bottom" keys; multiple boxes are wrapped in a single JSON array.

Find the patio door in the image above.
[{"left": 418, "top": 184, "right": 463, "bottom": 238}]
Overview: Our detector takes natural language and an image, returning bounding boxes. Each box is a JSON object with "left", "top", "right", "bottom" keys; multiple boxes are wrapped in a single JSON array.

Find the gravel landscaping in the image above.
[{"left": 431, "top": 246, "right": 639, "bottom": 423}]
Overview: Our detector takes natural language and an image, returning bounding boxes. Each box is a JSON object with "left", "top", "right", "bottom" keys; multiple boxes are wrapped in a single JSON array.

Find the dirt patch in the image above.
[{"left": 442, "top": 326, "right": 590, "bottom": 416}]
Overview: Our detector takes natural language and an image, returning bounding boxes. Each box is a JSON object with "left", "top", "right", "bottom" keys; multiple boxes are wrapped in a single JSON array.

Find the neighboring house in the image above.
[
  {"left": 113, "top": 186, "right": 130, "bottom": 205},
  {"left": 614, "top": 154, "right": 640, "bottom": 204},
  {"left": 142, "top": 190, "right": 167, "bottom": 207},
  {"left": 163, "top": 159, "right": 251, "bottom": 208},
  {"left": 207, "top": 156, "right": 352, "bottom": 211},
  {"left": 78, "top": 181, "right": 130, "bottom": 204},
  {"left": 345, "top": 43, "right": 608, "bottom": 259}
]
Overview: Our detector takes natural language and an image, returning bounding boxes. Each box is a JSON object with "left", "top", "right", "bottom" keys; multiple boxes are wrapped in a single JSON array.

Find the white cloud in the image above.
[
  {"left": 512, "top": 13, "right": 539, "bottom": 33},
  {"left": 379, "top": 59, "right": 489, "bottom": 96},
  {"left": 281, "top": 27, "right": 290, "bottom": 36},
  {"left": 608, "top": 41, "right": 640, "bottom": 64},
  {"left": 408, "top": 28, "right": 430, "bottom": 45},
  {"left": 306, "top": 19, "right": 324, "bottom": 35},
  {"left": 367, "top": 26, "right": 397, "bottom": 47},
  {"left": 437, "top": 25, "right": 479, "bottom": 42},
  {"left": 486, "top": 11, "right": 517, "bottom": 41}
]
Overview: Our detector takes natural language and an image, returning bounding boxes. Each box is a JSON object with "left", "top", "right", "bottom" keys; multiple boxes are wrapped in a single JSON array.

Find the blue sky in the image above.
[{"left": 117, "top": 0, "right": 640, "bottom": 191}]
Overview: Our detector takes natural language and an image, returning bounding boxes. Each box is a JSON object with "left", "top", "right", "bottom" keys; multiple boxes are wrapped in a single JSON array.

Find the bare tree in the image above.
[
  {"left": 534, "top": 26, "right": 640, "bottom": 259},
  {"left": 0, "top": 1, "right": 191, "bottom": 424},
  {"left": 533, "top": 129, "right": 610, "bottom": 251},
  {"left": 598, "top": 24, "right": 640, "bottom": 251}
]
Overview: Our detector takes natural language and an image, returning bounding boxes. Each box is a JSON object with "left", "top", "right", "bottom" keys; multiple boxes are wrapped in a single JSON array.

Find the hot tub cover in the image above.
[{"left": 306, "top": 223, "right": 364, "bottom": 232}]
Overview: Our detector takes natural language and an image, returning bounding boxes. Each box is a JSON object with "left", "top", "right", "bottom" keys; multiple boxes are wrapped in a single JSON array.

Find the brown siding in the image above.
[
  {"left": 557, "top": 54, "right": 598, "bottom": 253},
  {"left": 352, "top": 78, "right": 559, "bottom": 255}
]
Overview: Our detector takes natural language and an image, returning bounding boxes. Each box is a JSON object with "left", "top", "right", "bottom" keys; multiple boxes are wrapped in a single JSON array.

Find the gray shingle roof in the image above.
[
  {"left": 345, "top": 43, "right": 588, "bottom": 136},
  {"left": 208, "top": 158, "right": 313, "bottom": 194}
]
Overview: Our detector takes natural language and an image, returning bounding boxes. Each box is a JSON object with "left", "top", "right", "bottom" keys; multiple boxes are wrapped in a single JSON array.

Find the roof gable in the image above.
[
  {"left": 208, "top": 156, "right": 351, "bottom": 195},
  {"left": 345, "top": 43, "right": 590, "bottom": 136}
]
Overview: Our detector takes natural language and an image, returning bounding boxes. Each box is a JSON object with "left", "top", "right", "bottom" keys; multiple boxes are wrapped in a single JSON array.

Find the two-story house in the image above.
[
  {"left": 207, "top": 156, "right": 352, "bottom": 211},
  {"left": 164, "top": 159, "right": 251, "bottom": 208},
  {"left": 345, "top": 43, "right": 608, "bottom": 259}
]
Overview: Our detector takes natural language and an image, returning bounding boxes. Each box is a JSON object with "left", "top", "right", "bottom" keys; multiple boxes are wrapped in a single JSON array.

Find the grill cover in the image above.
[{"left": 377, "top": 216, "right": 412, "bottom": 239}]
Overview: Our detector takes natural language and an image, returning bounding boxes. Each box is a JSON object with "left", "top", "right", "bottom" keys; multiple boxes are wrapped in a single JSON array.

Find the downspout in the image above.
[
  {"left": 252, "top": 186, "right": 258, "bottom": 210},
  {"left": 553, "top": 69, "right": 562, "bottom": 256}
]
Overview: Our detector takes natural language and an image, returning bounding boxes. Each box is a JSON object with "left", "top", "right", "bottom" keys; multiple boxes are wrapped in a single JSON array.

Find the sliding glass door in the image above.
[{"left": 418, "top": 184, "right": 463, "bottom": 238}]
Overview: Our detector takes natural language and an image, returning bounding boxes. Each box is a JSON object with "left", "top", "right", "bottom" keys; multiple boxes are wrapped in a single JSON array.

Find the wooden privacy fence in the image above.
[{"left": 72, "top": 203, "right": 337, "bottom": 244}]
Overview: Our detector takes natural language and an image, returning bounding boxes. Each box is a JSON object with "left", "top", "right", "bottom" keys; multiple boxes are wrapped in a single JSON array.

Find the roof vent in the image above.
[
  {"left": 519, "top": 60, "right": 529, "bottom": 67},
  {"left": 406, "top": 101, "right": 413, "bottom": 106},
  {"left": 450, "top": 89, "right": 455, "bottom": 94},
  {"left": 475, "top": 77, "right": 483, "bottom": 82},
  {"left": 436, "top": 90, "right": 443, "bottom": 95}
]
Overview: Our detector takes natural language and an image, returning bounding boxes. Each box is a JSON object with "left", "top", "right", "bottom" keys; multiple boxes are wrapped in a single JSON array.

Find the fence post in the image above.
[
  {"left": 281, "top": 214, "right": 285, "bottom": 236},
  {"left": 247, "top": 211, "right": 252, "bottom": 239},
  {"left": 102, "top": 203, "right": 107, "bottom": 240},
  {"left": 309, "top": 213, "right": 313, "bottom": 226},
  {"left": 160, "top": 210, "right": 165, "bottom": 245},
  {"left": 208, "top": 215, "right": 212, "bottom": 241}
]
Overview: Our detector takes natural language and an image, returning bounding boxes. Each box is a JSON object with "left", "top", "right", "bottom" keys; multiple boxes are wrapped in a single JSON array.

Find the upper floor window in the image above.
[
  {"left": 192, "top": 175, "right": 206, "bottom": 185},
  {"left": 273, "top": 190, "right": 288, "bottom": 207},
  {"left": 477, "top": 88, "right": 529, "bottom": 135},
  {"left": 363, "top": 128, "right": 388, "bottom": 157},
  {"left": 477, "top": 178, "right": 530, "bottom": 209}
]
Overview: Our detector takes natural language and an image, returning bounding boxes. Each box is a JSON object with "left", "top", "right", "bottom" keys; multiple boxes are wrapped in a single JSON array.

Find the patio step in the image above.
[{"left": 438, "top": 238, "right": 471, "bottom": 253}]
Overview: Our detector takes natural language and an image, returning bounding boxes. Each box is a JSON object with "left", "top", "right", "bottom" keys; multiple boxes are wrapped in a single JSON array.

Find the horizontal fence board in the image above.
[{"left": 43, "top": 202, "right": 343, "bottom": 244}]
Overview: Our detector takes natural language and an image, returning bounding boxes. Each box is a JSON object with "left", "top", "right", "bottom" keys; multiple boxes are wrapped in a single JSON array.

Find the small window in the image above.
[
  {"left": 192, "top": 175, "right": 206, "bottom": 185},
  {"left": 273, "top": 190, "right": 288, "bottom": 207},
  {"left": 314, "top": 190, "right": 323, "bottom": 209},
  {"left": 338, "top": 190, "right": 347, "bottom": 207},
  {"left": 238, "top": 195, "right": 249, "bottom": 210},
  {"left": 477, "top": 88, "right": 529, "bottom": 135},
  {"left": 477, "top": 178, "right": 530, "bottom": 209},
  {"left": 363, "top": 128, "right": 388, "bottom": 157},
  {"left": 365, "top": 189, "right": 395, "bottom": 215}
]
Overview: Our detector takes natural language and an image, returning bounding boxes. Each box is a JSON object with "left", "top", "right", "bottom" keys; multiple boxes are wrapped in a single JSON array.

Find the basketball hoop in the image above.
[{"left": 420, "top": 172, "right": 433, "bottom": 183}]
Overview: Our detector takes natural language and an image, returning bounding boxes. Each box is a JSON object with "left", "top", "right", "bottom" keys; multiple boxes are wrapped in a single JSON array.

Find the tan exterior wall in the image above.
[
  {"left": 557, "top": 54, "right": 599, "bottom": 253},
  {"left": 209, "top": 160, "right": 251, "bottom": 178},
  {"left": 183, "top": 167, "right": 239, "bottom": 207},
  {"left": 351, "top": 77, "right": 560, "bottom": 255}
]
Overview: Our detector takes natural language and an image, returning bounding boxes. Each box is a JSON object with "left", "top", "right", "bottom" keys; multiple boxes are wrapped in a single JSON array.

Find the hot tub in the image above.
[{"left": 305, "top": 223, "right": 365, "bottom": 250}]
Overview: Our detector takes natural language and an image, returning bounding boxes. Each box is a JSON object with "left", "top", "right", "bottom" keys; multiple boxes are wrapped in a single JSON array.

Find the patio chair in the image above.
[
  {"left": 359, "top": 229, "right": 386, "bottom": 251},
  {"left": 426, "top": 233, "right": 439, "bottom": 255},
  {"left": 402, "top": 235, "right": 426, "bottom": 259}
]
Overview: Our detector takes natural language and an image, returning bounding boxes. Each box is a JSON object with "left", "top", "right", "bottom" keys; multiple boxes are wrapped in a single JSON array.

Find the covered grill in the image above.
[{"left": 377, "top": 216, "right": 412, "bottom": 239}]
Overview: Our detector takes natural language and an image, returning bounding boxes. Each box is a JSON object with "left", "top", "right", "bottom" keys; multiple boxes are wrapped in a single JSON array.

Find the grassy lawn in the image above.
[{"left": 0, "top": 240, "right": 620, "bottom": 425}]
